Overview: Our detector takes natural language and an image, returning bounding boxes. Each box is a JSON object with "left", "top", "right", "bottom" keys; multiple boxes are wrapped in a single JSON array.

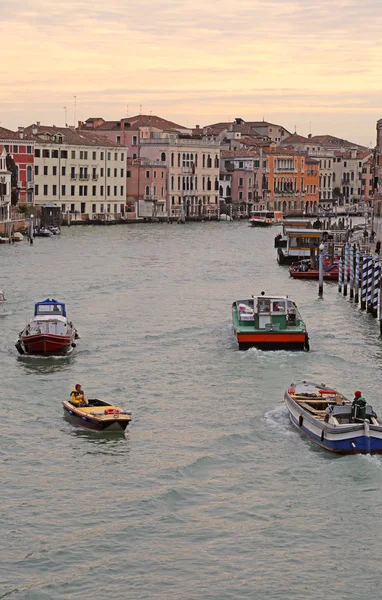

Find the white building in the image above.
[
  {"left": 25, "top": 125, "right": 127, "bottom": 219},
  {"left": 0, "top": 146, "right": 11, "bottom": 223},
  {"left": 140, "top": 132, "right": 220, "bottom": 217}
]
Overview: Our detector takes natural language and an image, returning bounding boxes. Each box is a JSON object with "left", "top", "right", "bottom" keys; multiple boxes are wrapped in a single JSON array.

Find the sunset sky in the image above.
[{"left": 2, "top": 0, "right": 382, "bottom": 145}]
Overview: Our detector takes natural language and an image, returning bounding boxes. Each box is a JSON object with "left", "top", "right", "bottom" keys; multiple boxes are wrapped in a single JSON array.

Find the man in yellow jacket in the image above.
[{"left": 70, "top": 383, "right": 88, "bottom": 406}]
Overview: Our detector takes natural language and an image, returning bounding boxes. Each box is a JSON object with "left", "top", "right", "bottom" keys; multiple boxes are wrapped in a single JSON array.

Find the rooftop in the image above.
[{"left": 24, "top": 124, "right": 119, "bottom": 147}]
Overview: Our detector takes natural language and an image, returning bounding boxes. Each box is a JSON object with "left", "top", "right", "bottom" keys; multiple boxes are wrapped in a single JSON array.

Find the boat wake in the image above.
[{"left": 263, "top": 404, "right": 294, "bottom": 436}]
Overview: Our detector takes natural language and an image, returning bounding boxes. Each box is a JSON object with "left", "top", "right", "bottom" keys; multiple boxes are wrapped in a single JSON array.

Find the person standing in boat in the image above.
[
  {"left": 70, "top": 383, "right": 88, "bottom": 406},
  {"left": 352, "top": 390, "right": 366, "bottom": 421}
]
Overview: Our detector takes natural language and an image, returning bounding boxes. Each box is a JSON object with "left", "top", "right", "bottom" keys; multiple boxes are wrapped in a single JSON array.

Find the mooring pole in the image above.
[
  {"left": 379, "top": 271, "right": 382, "bottom": 334},
  {"left": 338, "top": 258, "right": 343, "bottom": 294},
  {"left": 349, "top": 244, "right": 354, "bottom": 300},
  {"left": 367, "top": 255, "right": 374, "bottom": 313},
  {"left": 361, "top": 254, "right": 368, "bottom": 310},
  {"left": 343, "top": 243, "right": 349, "bottom": 297},
  {"left": 373, "top": 257, "right": 380, "bottom": 318},
  {"left": 318, "top": 243, "right": 324, "bottom": 298},
  {"left": 355, "top": 247, "right": 360, "bottom": 304}
]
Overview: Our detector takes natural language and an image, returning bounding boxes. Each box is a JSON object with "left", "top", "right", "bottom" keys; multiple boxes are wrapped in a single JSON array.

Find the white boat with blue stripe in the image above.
[{"left": 284, "top": 381, "right": 382, "bottom": 454}]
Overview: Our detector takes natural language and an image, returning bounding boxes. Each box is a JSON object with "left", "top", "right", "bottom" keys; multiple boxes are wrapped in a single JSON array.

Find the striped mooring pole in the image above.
[
  {"left": 367, "top": 255, "right": 374, "bottom": 313},
  {"left": 379, "top": 271, "right": 382, "bottom": 335},
  {"left": 349, "top": 245, "right": 354, "bottom": 300},
  {"left": 338, "top": 258, "right": 343, "bottom": 293},
  {"left": 354, "top": 248, "right": 360, "bottom": 304},
  {"left": 343, "top": 243, "right": 349, "bottom": 297},
  {"left": 361, "top": 253, "right": 368, "bottom": 310},
  {"left": 372, "top": 257, "right": 380, "bottom": 318}
]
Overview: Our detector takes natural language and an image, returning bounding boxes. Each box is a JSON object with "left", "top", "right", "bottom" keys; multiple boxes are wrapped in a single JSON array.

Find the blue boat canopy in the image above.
[{"left": 34, "top": 298, "right": 66, "bottom": 317}]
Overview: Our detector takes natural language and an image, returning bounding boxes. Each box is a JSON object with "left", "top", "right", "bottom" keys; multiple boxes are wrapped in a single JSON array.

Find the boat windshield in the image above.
[{"left": 35, "top": 304, "right": 64, "bottom": 316}]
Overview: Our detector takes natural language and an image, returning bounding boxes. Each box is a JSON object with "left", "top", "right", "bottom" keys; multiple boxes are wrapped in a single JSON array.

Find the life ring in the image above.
[{"left": 104, "top": 408, "right": 121, "bottom": 415}]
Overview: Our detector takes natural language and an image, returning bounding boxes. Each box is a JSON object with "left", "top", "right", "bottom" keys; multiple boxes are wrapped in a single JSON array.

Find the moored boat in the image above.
[
  {"left": 285, "top": 381, "right": 382, "bottom": 454},
  {"left": 232, "top": 294, "right": 309, "bottom": 350},
  {"left": 249, "top": 210, "right": 283, "bottom": 227},
  {"left": 63, "top": 398, "right": 132, "bottom": 432},
  {"left": 289, "top": 258, "right": 345, "bottom": 280},
  {"left": 16, "top": 298, "right": 79, "bottom": 356}
]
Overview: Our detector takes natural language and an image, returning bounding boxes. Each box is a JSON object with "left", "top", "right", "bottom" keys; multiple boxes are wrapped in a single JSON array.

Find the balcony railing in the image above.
[
  {"left": 79, "top": 174, "right": 90, "bottom": 181},
  {"left": 92, "top": 174, "right": 99, "bottom": 181},
  {"left": 27, "top": 181, "right": 34, "bottom": 189},
  {"left": 70, "top": 174, "right": 77, "bottom": 180}
]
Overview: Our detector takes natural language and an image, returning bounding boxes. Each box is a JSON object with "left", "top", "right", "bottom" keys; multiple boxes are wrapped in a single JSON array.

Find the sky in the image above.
[{"left": 1, "top": 0, "right": 382, "bottom": 146}]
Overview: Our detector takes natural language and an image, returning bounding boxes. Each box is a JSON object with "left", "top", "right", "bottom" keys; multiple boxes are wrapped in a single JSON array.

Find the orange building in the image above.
[
  {"left": 263, "top": 150, "right": 319, "bottom": 214},
  {"left": 304, "top": 158, "right": 320, "bottom": 210}
]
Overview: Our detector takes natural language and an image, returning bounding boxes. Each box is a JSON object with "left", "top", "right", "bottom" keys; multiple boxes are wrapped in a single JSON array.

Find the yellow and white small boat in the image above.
[{"left": 62, "top": 398, "right": 132, "bottom": 432}]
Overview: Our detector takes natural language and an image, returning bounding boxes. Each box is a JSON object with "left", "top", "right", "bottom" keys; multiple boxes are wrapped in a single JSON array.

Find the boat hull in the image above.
[
  {"left": 18, "top": 333, "right": 75, "bottom": 355},
  {"left": 62, "top": 402, "right": 131, "bottom": 432},
  {"left": 285, "top": 387, "right": 382, "bottom": 454},
  {"left": 289, "top": 269, "right": 339, "bottom": 280},
  {"left": 235, "top": 330, "right": 307, "bottom": 351}
]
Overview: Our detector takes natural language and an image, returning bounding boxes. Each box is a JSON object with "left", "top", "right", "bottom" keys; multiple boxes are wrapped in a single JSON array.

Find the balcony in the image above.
[
  {"left": 92, "top": 174, "right": 99, "bottom": 181},
  {"left": 17, "top": 181, "right": 22, "bottom": 188},
  {"left": 144, "top": 194, "right": 159, "bottom": 201},
  {"left": 79, "top": 174, "right": 90, "bottom": 181},
  {"left": 70, "top": 174, "right": 77, "bottom": 180},
  {"left": 27, "top": 181, "right": 34, "bottom": 189},
  {"left": 181, "top": 166, "right": 193, "bottom": 174}
]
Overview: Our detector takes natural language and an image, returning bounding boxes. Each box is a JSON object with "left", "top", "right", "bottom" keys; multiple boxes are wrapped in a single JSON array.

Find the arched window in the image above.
[
  {"left": 133, "top": 153, "right": 137, "bottom": 159},
  {"left": 27, "top": 165, "right": 32, "bottom": 182},
  {"left": 145, "top": 186, "right": 150, "bottom": 197},
  {"left": 161, "top": 152, "right": 166, "bottom": 162},
  {"left": 178, "top": 153, "right": 181, "bottom": 167},
  {"left": 171, "top": 176, "right": 174, "bottom": 190},
  {"left": 171, "top": 153, "right": 174, "bottom": 167}
]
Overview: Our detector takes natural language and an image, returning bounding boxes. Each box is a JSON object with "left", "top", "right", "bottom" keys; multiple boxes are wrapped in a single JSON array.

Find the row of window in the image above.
[
  {"left": 170, "top": 153, "right": 219, "bottom": 169},
  {"left": 35, "top": 184, "right": 125, "bottom": 197},
  {"left": 145, "top": 170, "right": 165, "bottom": 179},
  {"left": 62, "top": 203, "right": 126, "bottom": 214},
  {"left": 170, "top": 196, "right": 217, "bottom": 205},
  {"left": 170, "top": 176, "right": 219, "bottom": 192},
  {"left": 3, "top": 145, "right": 33, "bottom": 154},
  {"left": 144, "top": 186, "right": 165, "bottom": 197},
  {"left": 35, "top": 165, "right": 125, "bottom": 178},
  {"left": 34, "top": 149, "right": 124, "bottom": 161}
]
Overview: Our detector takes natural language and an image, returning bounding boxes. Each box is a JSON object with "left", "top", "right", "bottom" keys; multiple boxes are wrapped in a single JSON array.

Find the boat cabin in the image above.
[
  {"left": 236, "top": 296, "right": 301, "bottom": 330},
  {"left": 250, "top": 210, "right": 283, "bottom": 223},
  {"left": 34, "top": 299, "right": 67, "bottom": 317}
]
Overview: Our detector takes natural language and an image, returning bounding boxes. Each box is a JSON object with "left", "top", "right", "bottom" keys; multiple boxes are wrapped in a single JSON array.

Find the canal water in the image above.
[{"left": 2, "top": 222, "right": 382, "bottom": 599}]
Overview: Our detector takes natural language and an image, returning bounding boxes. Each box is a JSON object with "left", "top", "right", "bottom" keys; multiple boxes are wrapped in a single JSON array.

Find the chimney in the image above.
[
  {"left": 18, "top": 126, "right": 24, "bottom": 139},
  {"left": 36, "top": 121, "right": 40, "bottom": 127},
  {"left": 78, "top": 120, "right": 83, "bottom": 129},
  {"left": 196, "top": 125, "right": 200, "bottom": 129},
  {"left": 308, "top": 133, "right": 312, "bottom": 139}
]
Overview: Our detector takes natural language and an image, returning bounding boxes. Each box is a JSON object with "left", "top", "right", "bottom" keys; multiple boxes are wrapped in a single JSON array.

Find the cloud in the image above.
[{"left": 1, "top": 0, "right": 382, "bottom": 145}]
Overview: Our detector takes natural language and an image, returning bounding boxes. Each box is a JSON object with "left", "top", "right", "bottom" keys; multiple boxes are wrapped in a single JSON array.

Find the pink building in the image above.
[
  {"left": 220, "top": 150, "right": 262, "bottom": 211},
  {"left": 79, "top": 115, "right": 190, "bottom": 159},
  {"left": 126, "top": 157, "right": 168, "bottom": 214}
]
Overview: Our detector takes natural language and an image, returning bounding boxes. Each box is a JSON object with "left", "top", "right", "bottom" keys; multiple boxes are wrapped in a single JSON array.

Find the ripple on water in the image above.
[{"left": 2, "top": 222, "right": 382, "bottom": 599}]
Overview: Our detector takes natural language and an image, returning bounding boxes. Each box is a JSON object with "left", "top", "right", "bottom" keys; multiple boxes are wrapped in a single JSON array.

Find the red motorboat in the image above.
[
  {"left": 16, "top": 299, "right": 79, "bottom": 355},
  {"left": 289, "top": 259, "right": 347, "bottom": 280}
]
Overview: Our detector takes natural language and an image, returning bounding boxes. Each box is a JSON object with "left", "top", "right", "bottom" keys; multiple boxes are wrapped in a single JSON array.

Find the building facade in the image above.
[
  {"left": 139, "top": 132, "right": 220, "bottom": 217},
  {"left": 25, "top": 125, "right": 126, "bottom": 219},
  {"left": 126, "top": 157, "right": 168, "bottom": 215},
  {"left": 264, "top": 151, "right": 319, "bottom": 214},
  {"left": 0, "top": 126, "right": 35, "bottom": 205},
  {"left": 0, "top": 146, "right": 11, "bottom": 222},
  {"left": 220, "top": 150, "right": 262, "bottom": 211}
]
